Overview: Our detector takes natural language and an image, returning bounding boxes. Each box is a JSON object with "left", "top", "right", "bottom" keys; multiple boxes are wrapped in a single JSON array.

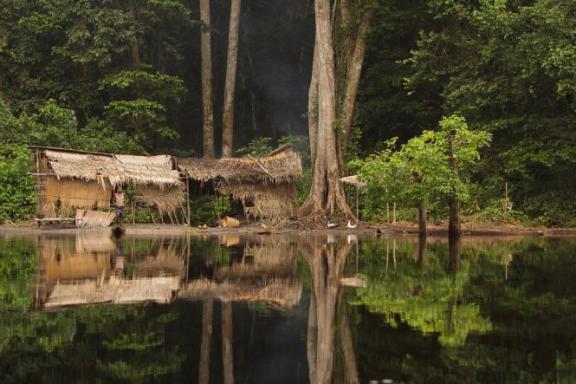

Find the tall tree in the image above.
[
  {"left": 299, "top": 0, "right": 354, "bottom": 219},
  {"left": 222, "top": 0, "right": 241, "bottom": 158},
  {"left": 200, "top": 0, "right": 215, "bottom": 158}
]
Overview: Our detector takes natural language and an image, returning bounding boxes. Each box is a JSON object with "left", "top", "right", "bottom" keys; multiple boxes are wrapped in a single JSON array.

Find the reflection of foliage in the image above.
[
  {"left": 0, "top": 238, "right": 35, "bottom": 312},
  {"left": 352, "top": 237, "right": 576, "bottom": 383},
  {"left": 351, "top": 239, "right": 491, "bottom": 346},
  {"left": 0, "top": 304, "right": 183, "bottom": 382}
]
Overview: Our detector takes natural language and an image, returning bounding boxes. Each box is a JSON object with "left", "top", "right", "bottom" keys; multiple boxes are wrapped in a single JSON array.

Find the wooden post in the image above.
[
  {"left": 355, "top": 187, "right": 359, "bottom": 220},
  {"left": 132, "top": 201, "right": 136, "bottom": 225},
  {"left": 186, "top": 177, "right": 191, "bottom": 227},
  {"left": 392, "top": 203, "right": 396, "bottom": 224}
]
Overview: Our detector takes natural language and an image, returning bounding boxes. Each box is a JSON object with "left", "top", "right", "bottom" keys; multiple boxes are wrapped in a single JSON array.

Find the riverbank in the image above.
[{"left": 1, "top": 222, "right": 575, "bottom": 237}]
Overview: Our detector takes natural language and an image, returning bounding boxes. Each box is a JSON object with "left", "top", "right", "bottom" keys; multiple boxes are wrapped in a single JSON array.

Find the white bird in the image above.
[
  {"left": 347, "top": 220, "right": 357, "bottom": 229},
  {"left": 327, "top": 221, "right": 338, "bottom": 228}
]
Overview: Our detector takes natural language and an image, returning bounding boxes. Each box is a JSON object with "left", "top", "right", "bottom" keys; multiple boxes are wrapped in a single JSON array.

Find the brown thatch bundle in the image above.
[
  {"left": 218, "top": 183, "right": 298, "bottom": 221},
  {"left": 42, "top": 176, "right": 112, "bottom": 216},
  {"left": 178, "top": 145, "right": 302, "bottom": 185},
  {"left": 134, "top": 184, "right": 185, "bottom": 215},
  {"left": 44, "top": 150, "right": 180, "bottom": 189}
]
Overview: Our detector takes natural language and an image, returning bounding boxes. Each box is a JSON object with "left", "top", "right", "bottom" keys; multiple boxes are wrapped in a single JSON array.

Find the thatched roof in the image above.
[
  {"left": 40, "top": 147, "right": 180, "bottom": 188},
  {"left": 178, "top": 145, "right": 303, "bottom": 185}
]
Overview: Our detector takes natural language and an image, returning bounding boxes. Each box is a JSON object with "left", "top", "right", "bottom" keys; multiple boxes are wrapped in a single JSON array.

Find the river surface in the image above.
[{"left": 0, "top": 232, "right": 575, "bottom": 383}]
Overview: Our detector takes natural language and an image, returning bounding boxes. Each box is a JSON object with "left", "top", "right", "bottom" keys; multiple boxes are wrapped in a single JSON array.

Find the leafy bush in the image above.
[{"left": 0, "top": 146, "right": 36, "bottom": 223}]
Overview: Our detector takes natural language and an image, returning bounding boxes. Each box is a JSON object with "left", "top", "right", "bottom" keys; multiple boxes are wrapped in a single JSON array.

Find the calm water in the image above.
[{"left": 1, "top": 232, "right": 576, "bottom": 383}]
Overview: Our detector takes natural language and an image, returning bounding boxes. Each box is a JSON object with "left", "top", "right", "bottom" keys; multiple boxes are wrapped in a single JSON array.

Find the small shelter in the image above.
[
  {"left": 178, "top": 145, "right": 303, "bottom": 222},
  {"left": 32, "top": 146, "right": 185, "bottom": 221}
]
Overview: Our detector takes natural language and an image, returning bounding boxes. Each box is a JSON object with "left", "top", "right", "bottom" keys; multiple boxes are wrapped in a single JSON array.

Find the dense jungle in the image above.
[{"left": 1, "top": 0, "right": 575, "bottom": 226}]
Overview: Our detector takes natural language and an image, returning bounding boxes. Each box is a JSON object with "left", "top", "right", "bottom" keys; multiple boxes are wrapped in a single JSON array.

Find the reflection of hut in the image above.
[
  {"left": 180, "top": 237, "right": 302, "bottom": 308},
  {"left": 35, "top": 235, "right": 185, "bottom": 309},
  {"left": 180, "top": 279, "right": 302, "bottom": 309},
  {"left": 178, "top": 146, "right": 302, "bottom": 222},
  {"left": 32, "top": 146, "right": 184, "bottom": 220}
]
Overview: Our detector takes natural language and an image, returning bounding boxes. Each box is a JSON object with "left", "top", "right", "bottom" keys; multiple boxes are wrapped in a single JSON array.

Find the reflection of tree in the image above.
[
  {"left": 351, "top": 238, "right": 491, "bottom": 347},
  {"left": 0, "top": 304, "right": 184, "bottom": 382},
  {"left": 198, "top": 299, "right": 213, "bottom": 384},
  {"left": 300, "top": 235, "right": 356, "bottom": 384}
]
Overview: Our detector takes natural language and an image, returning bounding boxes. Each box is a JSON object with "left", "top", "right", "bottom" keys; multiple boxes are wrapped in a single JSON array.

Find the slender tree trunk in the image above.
[
  {"left": 448, "top": 130, "right": 461, "bottom": 237},
  {"left": 128, "top": 1, "right": 141, "bottom": 70},
  {"left": 300, "top": 0, "right": 354, "bottom": 220},
  {"left": 418, "top": 201, "right": 427, "bottom": 237},
  {"left": 222, "top": 301, "right": 234, "bottom": 384},
  {"left": 338, "top": 8, "right": 372, "bottom": 167},
  {"left": 222, "top": 0, "right": 241, "bottom": 158},
  {"left": 198, "top": 299, "right": 214, "bottom": 384},
  {"left": 308, "top": 43, "right": 319, "bottom": 161},
  {"left": 200, "top": 0, "right": 215, "bottom": 158}
]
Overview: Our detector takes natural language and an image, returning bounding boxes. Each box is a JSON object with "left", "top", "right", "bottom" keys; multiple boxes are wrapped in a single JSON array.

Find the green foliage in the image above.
[
  {"left": 189, "top": 195, "right": 232, "bottom": 226},
  {"left": 401, "top": 0, "right": 576, "bottom": 225},
  {"left": 236, "top": 136, "right": 274, "bottom": 157},
  {"left": 351, "top": 115, "right": 490, "bottom": 220},
  {"left": 0, "top": 146, "right": 36, "bottom": 223}
]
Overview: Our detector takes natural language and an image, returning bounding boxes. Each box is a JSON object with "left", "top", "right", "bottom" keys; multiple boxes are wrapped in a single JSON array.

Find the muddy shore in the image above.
[{"left": 1, "top": 222, "right": 575, "bottom": 237}]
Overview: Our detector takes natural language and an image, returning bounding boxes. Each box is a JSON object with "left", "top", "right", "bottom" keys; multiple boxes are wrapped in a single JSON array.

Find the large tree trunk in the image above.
[
  {"left": 198, "top": 299, "right": 214, "bottom": 384},
  {"left": 200, "top": 0, "right": 215, "bottom": 158},
  {"left": 299, "top": 0, "right": 354, "bottom": 220},
  {"left": 308, "top": 43, "right": 319, "bottom": 161},
  {"left": 222, "top": 0, "right": 241, "bottom": 158},
  {"left": 338, "top": 8, "right": 372, "bottom": 167},
  {"left": 448, "top": 130, "right": 461, "bottom": 237}
]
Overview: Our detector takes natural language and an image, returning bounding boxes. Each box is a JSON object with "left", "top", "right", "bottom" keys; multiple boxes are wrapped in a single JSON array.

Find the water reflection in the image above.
[{"left": 1, "top": 232, "right": 576, "bottom": 382}]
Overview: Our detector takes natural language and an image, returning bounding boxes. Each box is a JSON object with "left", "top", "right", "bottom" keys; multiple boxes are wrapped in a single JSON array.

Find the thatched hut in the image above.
[
  {"left": 32, "top": 146, "right": 184, "bottom": 219},
  {"left": 178, "top": 145, "right": 303, "bottom": 222}
]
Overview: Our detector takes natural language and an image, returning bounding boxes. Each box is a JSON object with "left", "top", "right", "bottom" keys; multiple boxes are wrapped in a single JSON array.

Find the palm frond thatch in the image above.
[
  {"left": 44, "top": 149, "right": 180, "bottom": 188},
  {"left": 178, "top": 145, "right": 302, "bottom": 185}
]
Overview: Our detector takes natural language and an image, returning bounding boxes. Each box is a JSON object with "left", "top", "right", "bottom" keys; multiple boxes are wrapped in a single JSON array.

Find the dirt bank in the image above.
[{"left": 1, "top": 222, "right": 575, "bottom": 238}]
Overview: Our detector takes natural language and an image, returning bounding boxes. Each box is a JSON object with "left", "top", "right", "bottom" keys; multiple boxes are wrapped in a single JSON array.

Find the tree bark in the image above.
[
  {"left": 198, "top": 299, "right": 214, "bottom": 384},
  {"left": 299, "top": 0, "right": 354, "bottom": 220},
  {"left": 222, "top": 0, "right": 241, "bottom": 158},
  {"left": 308, "top": 42, "right": 319, "bottom": 161},
  {"left": 448, "top": 130, "right": 461, "bottom": 237},
  {"left": 338, "top": 8, "right": 372, "bottom": 167},
  {"left": 222, "top": 301, "right": 234, "bottom": 384},
  {"left": 200, "top": 0, "right": 215, "bottom": 158},
  {"left": 417, "top": 201, "right": 427, "bottom": 237}
]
